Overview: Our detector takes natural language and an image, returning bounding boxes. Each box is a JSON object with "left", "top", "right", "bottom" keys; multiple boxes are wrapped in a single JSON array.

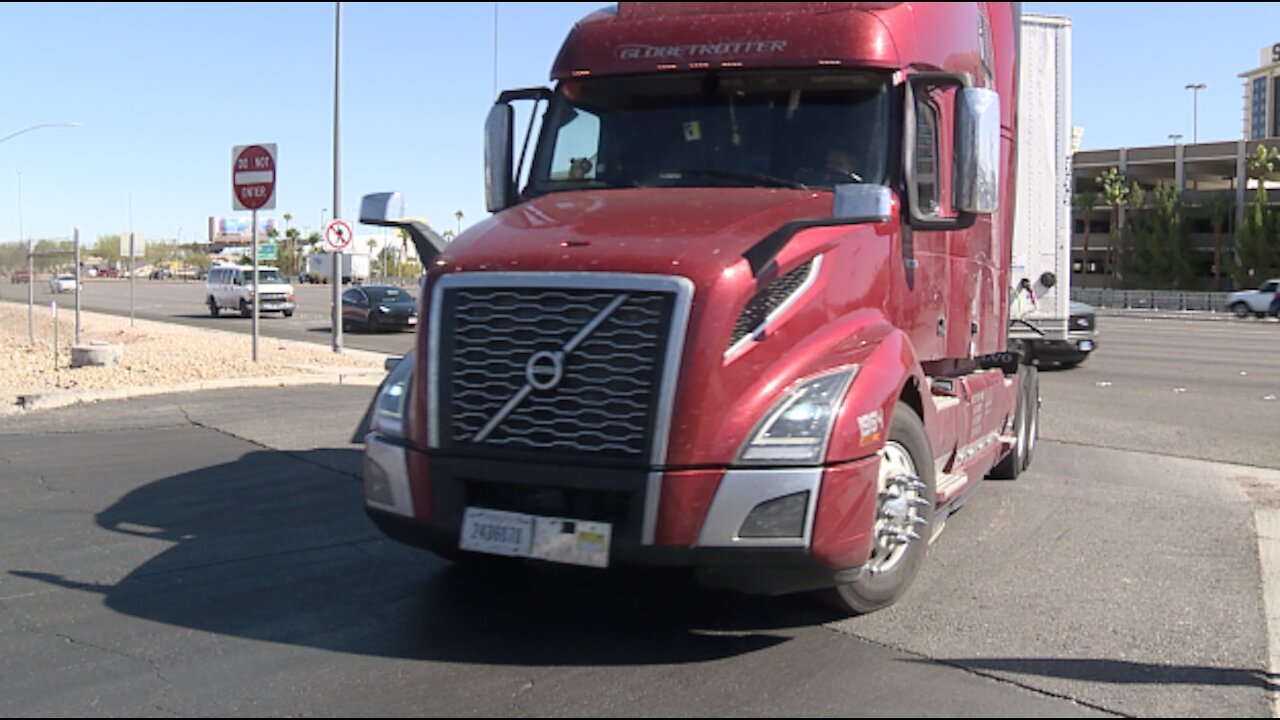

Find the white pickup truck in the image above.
[{"left": 1226, "top": 279, "right": 1280, "bottom": 318}]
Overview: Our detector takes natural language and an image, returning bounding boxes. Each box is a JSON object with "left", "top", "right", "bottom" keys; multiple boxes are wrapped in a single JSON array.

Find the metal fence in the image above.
[{"left": 1071, "top": 288, "right": 1232, "bottom": 312}]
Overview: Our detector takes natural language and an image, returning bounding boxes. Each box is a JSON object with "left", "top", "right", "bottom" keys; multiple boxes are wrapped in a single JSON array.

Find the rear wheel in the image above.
[
  {"left": 823, "top": 402, "right": 935, "bottom": 615},
  {"left": 1232, "top": 302, "right": 1250, "bottom": 319},
  {"left": 990, "top": 366, "right": 1040, "bottom": 479}
]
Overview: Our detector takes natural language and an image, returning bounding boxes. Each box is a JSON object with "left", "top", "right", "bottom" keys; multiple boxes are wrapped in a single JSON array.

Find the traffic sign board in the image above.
[
  {"left": 257, "top": 243, "right": 278, "bottom": 262},
  {"left": 232, "top": 143, "right": 277, "bottom": 211},
  {"left": 324, "top": 220, "right": 353, "bottom": 251}
]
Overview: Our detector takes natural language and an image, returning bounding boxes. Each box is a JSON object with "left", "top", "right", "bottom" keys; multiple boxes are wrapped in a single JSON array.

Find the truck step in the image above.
[{"left": 935, "top": 471, "right": 969, "bottom": 506}]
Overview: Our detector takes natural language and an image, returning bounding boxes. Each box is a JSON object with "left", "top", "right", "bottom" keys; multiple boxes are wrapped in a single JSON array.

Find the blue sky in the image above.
[{"left": 1, "top": 2, "right": 1277, "bottom": 246}]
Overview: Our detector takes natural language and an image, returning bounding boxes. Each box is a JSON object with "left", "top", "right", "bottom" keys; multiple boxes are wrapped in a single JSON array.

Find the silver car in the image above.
[
  {"left": 1226, "top": 279, "right": 1280, "bottom": 319},
  {"left": 48, "top": 273, "right": 78, "bottom": 293}
]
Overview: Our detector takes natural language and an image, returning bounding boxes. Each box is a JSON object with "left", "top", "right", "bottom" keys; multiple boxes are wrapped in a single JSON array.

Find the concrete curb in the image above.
[
  {"left": 6, "top": 367, "right": 387, "bottom": 416},
  {"left": 1094, "top": 308, "right": 1241, "bottom": 323},
  {"left": 1255, "top": 509, "right": 1280, "bottom": 718}
]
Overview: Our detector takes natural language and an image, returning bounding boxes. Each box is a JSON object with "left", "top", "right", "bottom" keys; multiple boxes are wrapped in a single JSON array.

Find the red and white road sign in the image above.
[
  {"left": 324, "top": 219, "right": 353, "bottom": 251},
  {"left": 232, "top": 143, "right": 277, "bottom": 211}
]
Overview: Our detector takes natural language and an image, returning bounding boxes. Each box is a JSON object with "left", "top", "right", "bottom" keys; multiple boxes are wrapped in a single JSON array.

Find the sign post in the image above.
[
  {"left": 325, "top": 219, "right": 352, "bottom": 351},
  {"left": 233, "top": 143, "right": 277, "bottom": 363}
]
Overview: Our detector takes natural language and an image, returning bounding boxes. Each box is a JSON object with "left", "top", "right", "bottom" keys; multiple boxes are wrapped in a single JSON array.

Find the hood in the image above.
[{"left": 441, "top": 188, "right": 835, "bottom": 280}]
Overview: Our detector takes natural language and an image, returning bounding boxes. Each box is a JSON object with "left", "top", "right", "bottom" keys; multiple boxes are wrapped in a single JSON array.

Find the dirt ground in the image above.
[{"left": 1, "top": 300, "right": 383, "bottom": 410}]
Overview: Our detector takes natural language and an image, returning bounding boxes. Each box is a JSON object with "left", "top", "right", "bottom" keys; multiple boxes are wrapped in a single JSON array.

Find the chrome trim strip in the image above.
[
  {"left": 696, "top": 468, "right": 822, "bottom": 548},
  {"left": 364, "top": 434, "right": 414, "bottom": 518},
  {"left": 724, "top": 254, "right": 823, "bottom": 361}
]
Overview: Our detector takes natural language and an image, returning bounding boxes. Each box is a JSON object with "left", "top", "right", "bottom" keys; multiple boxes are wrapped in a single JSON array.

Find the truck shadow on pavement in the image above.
[
  {"left": 915, "top": 657, "right": 1280, "bottom": 692},
  {"left": 11, "top": 447, "right": 832, "bottom": 666}
]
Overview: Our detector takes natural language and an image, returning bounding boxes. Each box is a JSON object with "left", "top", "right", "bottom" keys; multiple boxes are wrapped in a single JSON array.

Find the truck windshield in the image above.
[{"left": 528, "top": 70, "right": 893, "bottom": 195}]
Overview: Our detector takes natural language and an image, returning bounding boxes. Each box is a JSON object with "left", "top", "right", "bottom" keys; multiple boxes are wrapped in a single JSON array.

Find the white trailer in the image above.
[
  {"left": 304, "top": 253, "right": 371, "bottom": 284},
  {"left": 1010, "top": 13, "right": 1072, "bottom": 345}
]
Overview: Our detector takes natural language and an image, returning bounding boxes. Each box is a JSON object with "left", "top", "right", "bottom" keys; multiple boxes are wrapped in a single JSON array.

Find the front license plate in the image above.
[
  {"left": 459, "top": 507, "right": 611, "bottom": 568},
  {"left": 459, "top": 508, "right": 532, "bottom": 558}
]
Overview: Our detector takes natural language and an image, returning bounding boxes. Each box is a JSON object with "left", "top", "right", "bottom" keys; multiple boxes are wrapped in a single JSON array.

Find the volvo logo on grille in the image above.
[
  {"left": 525, "top": 350, "right": 564, "bottom": 391},
  {"left": 471, "top": 293, "right": 631, "bottom": 443}
]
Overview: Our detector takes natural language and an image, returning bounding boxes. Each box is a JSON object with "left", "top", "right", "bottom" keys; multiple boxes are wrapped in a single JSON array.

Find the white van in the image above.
[{"left": 205, "top": 265, "right": 296, "bottom": 318}]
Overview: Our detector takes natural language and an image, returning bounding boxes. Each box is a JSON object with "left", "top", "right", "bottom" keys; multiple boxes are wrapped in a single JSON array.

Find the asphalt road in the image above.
[
  {"left": 3, "top": 308, "right": 1280, "bottom": 716},
  {"left": 0, "top": 277, "right": 417, "bottom": 357}
]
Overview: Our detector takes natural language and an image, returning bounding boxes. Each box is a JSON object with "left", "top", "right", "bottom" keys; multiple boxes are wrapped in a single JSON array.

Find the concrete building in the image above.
[
  {"left": 1243, "top": 43, "right": 1280, "bottom": 140},
  {"left": 1070, "top": 43, "right": 1280, "bottom": 291}
]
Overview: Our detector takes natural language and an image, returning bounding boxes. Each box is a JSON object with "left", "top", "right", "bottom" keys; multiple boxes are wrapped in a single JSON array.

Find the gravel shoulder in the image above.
[{"left": 2, "top": 299, "right": 388, "bottom": 414}]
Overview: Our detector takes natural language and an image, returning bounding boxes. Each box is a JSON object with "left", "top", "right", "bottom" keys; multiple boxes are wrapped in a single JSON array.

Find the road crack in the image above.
[{"left": 823, "top": 625, "right": 1131, "bottom": 717}]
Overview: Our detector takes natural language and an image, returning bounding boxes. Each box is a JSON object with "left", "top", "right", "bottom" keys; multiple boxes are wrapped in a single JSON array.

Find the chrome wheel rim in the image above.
[{"left": 870, "top": 441, "right": 927, "bottom": 574}]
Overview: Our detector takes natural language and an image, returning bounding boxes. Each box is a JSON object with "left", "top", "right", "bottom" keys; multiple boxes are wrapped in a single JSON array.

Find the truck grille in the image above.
[{"left": 434, "top": 276, "right": 689, "bottom": 463}]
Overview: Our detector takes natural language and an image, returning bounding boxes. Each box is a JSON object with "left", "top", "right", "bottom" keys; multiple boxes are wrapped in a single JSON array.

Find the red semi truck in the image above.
[{"left": 360, "top": 1, "right": 1039, "bottom": 614}]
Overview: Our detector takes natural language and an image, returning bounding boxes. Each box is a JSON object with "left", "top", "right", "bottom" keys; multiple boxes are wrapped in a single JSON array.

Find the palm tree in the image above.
[
  {"left": 454, "top": 209, "right": 464, "bottom": 236},
  {"left": 1247, "top": 144, "right": 1280, "bottom": 204},
  {"left": 1202, "top": 192, "right": 1231, "bottom": 291},
  {"left": 1097, "top": 167, "right": 1130, "bottom": 288},
  {"left": 1073, "top": 191, "right": 1097, "bottom": 283}
]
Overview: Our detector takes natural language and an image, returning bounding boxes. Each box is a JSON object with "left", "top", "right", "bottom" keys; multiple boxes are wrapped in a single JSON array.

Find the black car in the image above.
[
  {"left": 1022, "top": 301, "right": 1098, "bottom": 368},
  {"left": 341, "top": 285, "right": 418, "bottom": 332}
]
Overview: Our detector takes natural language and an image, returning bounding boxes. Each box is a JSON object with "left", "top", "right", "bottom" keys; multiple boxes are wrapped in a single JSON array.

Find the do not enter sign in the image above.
[{"left": 232, "top": 143, "right": 277, "bottom": 211}]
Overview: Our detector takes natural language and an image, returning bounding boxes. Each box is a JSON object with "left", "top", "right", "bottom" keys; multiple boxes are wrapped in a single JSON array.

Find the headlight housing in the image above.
[
  {"left": 371, "top": 351, "right": 414, "bottom": 439},
  {"left": 738, "top": 366, "right": 857, "bottom": 465}
]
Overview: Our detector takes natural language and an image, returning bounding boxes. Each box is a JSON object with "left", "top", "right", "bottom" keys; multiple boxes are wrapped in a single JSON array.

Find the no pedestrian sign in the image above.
[
  {"left": 325, "top": 220, "right": 353, "bottom": 251},
  {"left": 232, "top": 143, "right": 277, "bottom": 211}
]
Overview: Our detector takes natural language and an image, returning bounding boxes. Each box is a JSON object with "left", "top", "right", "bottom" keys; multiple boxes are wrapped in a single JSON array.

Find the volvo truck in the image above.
[{"left": 360, "top": 2, "right": 1046, "bottom": 614}]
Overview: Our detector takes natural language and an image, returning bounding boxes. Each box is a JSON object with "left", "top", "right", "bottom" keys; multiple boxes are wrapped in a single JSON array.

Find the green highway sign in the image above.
[{"left": 258, "top": 243, "right": 277, "bottom": 262}]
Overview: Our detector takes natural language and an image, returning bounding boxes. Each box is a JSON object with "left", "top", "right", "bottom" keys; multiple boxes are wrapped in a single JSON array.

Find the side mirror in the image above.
[
  {"left": 905, "top": 72, "right": 998, "bottom": 231},
  {"left": 485, "top": 103, "right": 515, "bottom": 213},
  {"left": 359, "top": 192, "right": 449, "bottom": 265},
  {"left": 833, "top": 184, "right": 893, "bottom": 222},
  {"left": 954, "top": 87, "right": 1000, "bottom": 215},
  {"left": 486, "top": 87, "right": 553, "bottom": 213}
]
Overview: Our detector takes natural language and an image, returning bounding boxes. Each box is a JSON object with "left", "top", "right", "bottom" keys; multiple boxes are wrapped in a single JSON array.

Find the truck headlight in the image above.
[
  {"left": 739, "top": 366, "right": 857, "bottom": 465},
  {"left": 371, "top": 351, "right": 414, "bottom": 439}
]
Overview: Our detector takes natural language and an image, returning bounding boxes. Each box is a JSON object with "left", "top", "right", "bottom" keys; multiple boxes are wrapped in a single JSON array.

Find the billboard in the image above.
[{"left": 208, "top": 216, "right": 279, "bottom": 242}]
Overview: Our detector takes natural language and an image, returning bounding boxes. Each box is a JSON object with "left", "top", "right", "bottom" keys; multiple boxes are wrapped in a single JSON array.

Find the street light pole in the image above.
[
  {"left": 2, "top": 123, "right": 80, "bottom": 344},
  {"left": 331, "top": 0, "right": 344, "bottom": 354},
  {"left": 1185, "top": 83, "right": 1207, "bottom": 144},
  {"left": 0, "top": 122, "right": 81, "bottom": 146}
]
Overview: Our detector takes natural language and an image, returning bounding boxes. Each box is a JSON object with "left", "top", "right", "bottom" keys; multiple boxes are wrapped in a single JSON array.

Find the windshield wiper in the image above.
[{"left": 653, "top": 169, "right": 810, "bottom": 190}]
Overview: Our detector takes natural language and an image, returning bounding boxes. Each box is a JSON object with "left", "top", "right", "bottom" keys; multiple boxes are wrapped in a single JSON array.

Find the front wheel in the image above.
[
  {"left": 207, "top": 296, "right": 220, "bottom": 317},
  {"left": 822, "top": 402, "right": 935, "bottom": 615},
  {"left": 1232, "top": 302, "right": 1250, "bottom": 319}
]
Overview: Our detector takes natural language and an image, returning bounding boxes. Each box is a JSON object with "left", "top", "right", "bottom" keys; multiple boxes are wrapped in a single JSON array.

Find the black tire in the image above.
[
  {"left": 283, "top": 310, "right": 294, "bottom": 318},
  {"left": 239, "top": 299, "right": 251, "bottom": 318},
  {"left": 366, "top": 314, "right": 380, "bottom": 333},
  {"left": 822, "top": 402, "right": 935, "bottom": 615},
  {"left": 990, "top": 366, "right": 1040, "bottom": 479},
  {"left": 1232, "top": 302, "right": 1250, "bottom": 319},
  {"left": 207, "top": 296, "right": 220, "bottom": 317}
]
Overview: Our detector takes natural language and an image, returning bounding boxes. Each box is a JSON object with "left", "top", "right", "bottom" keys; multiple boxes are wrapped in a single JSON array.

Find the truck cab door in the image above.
[{"left": 902, "top": 74, "right": 1001, "bottom": 362}]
